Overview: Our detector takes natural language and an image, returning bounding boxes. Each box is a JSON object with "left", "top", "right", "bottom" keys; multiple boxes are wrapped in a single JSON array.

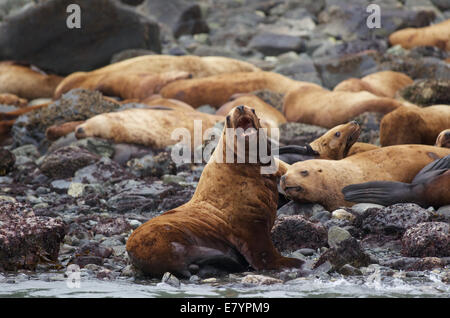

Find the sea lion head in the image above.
[
  {"left": 435, "top": 129, "right": 450, "bottom": 148},
  {"left": 220, "top": 104, "right": 272, "bottom": 165},
  {"left": 279, "top": 161, "right": 327, "bottom": 203},
  {"left": 311, "top": 121, "right": 361, "bottom": 159}
]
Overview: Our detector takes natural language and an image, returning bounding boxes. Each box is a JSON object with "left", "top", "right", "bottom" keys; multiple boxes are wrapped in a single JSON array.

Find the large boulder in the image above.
[
  {"left": 0, "top": 0, "right": 161, "bottom": 75},
  {"left": 0, "top": 200, "right": 66, "bottom": 271}
]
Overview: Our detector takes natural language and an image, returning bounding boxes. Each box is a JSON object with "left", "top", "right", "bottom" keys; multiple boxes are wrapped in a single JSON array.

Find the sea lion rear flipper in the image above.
[
  {"left": 342, "top": 181, "right": 413, "bottom": 206},
  {"left": 412, "top": 155, "right": 450, "bottom": 184}
]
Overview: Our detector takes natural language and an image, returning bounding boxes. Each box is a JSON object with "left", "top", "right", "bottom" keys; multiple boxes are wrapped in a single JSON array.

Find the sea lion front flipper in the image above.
[
  {"left": 342, "top": 181, "right": 414, "bottom": 206},
  {"left": 276, "top": 144, "right": 319, "bottom": 164},
  {"left": 412, "top": 155, "right": 450, "bottom": 184}
]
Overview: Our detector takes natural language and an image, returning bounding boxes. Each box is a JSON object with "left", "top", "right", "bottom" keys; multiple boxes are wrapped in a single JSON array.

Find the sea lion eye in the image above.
[
  {"left": 300, "top": 170, "right": 309, "bottom": 177},
  {"left": 251, "top": 108, "right": 256, "bottom": 114},
  {"left": 335, "top": 132, "right": 341, "bottom": 137},
  {"left": 226, "top": 115, "right": 231, "bottom": 126}
]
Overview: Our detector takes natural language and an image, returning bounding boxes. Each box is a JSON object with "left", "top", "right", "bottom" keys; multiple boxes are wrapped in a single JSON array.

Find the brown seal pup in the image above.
[
  {"left": 380, "top": 105, "right": 450, "bottom": 146},
  {"left": 389, "top": 19, "right": 450, "bottom": 51},
  {"left": 216, "top": 94, "right": 287, "bottom": 129},
  {"left": 54, "top": 71, "right": 191, "bottom": 100},
  {"left": 280, "top": 145, "right": 450, "bottom": 210},
  {"left": 333, "top": 71, "right": 413, "bottom": 98},
  {"left": 126, "top": 105, "right": 303, "bottom": 278},
  {"left": 283, "top": 85, "right": 405, "bottom": 128},
  {"left": 343, "top": 155, "right": 450, "bottom": 208},
  {"left": 160, "top": 71, "right": 322, "bottom": 108},
  {"left": 74, "top": 108, "right": 224, "bottom": 150},
  {"left": 436, "top": 129, "right": 450, "bottom": 148},
  {"left": 54, "top": 55, "right": 261, "bottom": 99},
  {"left": 0, "top": 62, "right": 63, "bottom": 99}
]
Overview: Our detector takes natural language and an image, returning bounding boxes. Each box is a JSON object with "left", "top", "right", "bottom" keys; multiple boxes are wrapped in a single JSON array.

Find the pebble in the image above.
[
  {"left": 128, "top": 219, "right": 142, "bottom": 229},
  {"left": 161, "top": 272, "right": 180, "bottom": 288},
  {"left": 241, "top": 274, "right": 283, "bottom": 285},
  {"left": 331, "top": 209, "right": 356, "bottom": 222},
  {"left": 327, "top": 226, "right": 352, "bottom": 249},
  {"left": 201, "top": 277, "right": 218, "bottom": 283}
]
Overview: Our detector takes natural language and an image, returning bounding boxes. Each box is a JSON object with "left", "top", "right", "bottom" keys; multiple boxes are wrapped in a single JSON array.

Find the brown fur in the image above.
[
  {"left": 346, "top": 142, "right": 380, "bottom": 156},
  {"left": 0, "top": 103, "right": 50, "bottom": 121},
  {"left": 140, "top": 95, "right": 195, "bottom": 111},
  {"left": 216, "top": 94, "right": 286, "bottom": 128},
  {"left": 54, "top": 71, "right": 191, "bottom": 100},
  {"left": 126, "top": 105, "right": 303, "bottom": 278},
  {"left": 417, "top": 170, "right": 450, "bottom": 207},
  {"left": 0, "top": 62, "right": 63, "bottom": 99},
  {"left": 45, "top": 121, "right": 85, "bottom": 141},
  {"left": 283, "top": 86, "right": 405, "bottom": 128},
  {"left": 280, "top": 145, "right": 450, "bottom": 210},
  {"left": 435, "top": 129, "right": 450, "bottom": 148},
  {"left": 160, "top": 71, "right": 321, "bottom": 108},
  {"left": 0, "top": 93, "right": 28, "bottom": 107},
  {"left": 380, "top": 105, "right": 450, "bottom": 146},
  {"left": 54, "top": 55, "right": 261, "bottom": 99},
  {"left": 333, "top": 71, "right": 413, "bottom": 98},
  {"left": 309, "top": 121, "right": 361, "bottom": 160},
  {"left": 389, "top": 19, "right": 450, "bottom": 51},
  {"left": 74, "top": 108, "right": 224, "bottom": 149}
]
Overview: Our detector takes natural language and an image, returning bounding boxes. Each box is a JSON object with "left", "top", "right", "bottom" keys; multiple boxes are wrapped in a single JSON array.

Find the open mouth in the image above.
[
  {"left": 344, "top": 125, "right": 361, "bottom": 155},
  {"left": 235, "top": 116, "right": 257, "bottom": 137}
]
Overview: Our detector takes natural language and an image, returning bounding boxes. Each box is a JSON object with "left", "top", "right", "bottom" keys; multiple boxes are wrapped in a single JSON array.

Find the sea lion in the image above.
[
  {"left": 0, "top": 61, "right": 63, "bottom": 99},
  {"left": 140, "top": 95, "right": 195, "bottom": 112},
  {"left": 277, "top": 121, "right": 378, "bottom": 163},
  {"left": 333, "top": 71, "right": 413, "bottom": 98},
  {"left": 280, "top": 145, "right": 450, "bottom": 211},
  {"left": 343, "top": 155, "right": 450, "bottom": 208},
  {"left": 389, "top": 19, "right": 450, "bottom": 51},
  {"left": 45, "top": 121, "right": 86, "bottom": 141},
  {"left": 54, "top": 55, "right": 261, "bottom": 99},
  {"left": 126, "top": 105, "right": 303, "bottom": 278},
  {"left": 53, "top": 71, "right": 191, "bottom": 100},
  {"left": 216, "top": 94, "right": 286, "bottom": 129},
  {"left": 436, "top": 129, "right": 450, "bottom": 148},
  {"left": 380, "top": 105, "right": 450, "bottom": 146},
  {"left": 160, "top": 71, "right": 321, "bottom": 108},
  {"left": 0, "top": 93, "right": 28, "bottom": 107},
  {"left": 74, "top": 108, "right": 224, "bottom": 150},
  {"left": 283, "top": 85, "right": 405, "bottom": 128}
]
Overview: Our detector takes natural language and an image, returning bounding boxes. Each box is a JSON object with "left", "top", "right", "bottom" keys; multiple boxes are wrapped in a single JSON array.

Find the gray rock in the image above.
[
  {"left": 161, "top": 272, "right": 181, "bottom": 288},
  {"left": 11, "top": 144, "right": 40, "bottom": 159},
  {"left": 350, "top": 203, "right": 385, "bottom": 215},
  {"left": 431, "top": 0, "right": 450, "bottom": 10},
  {"left": 271, "top": 215, "right": 328, "bottom": 252},
  {"left": 274, "top": 53, "right": 322, "bottom": 85},
  {"left": 296, "top": 248, "right": 316, "bottom": 256},
  {"left": 40, "top": 146, "right": 99, "bottom": 179},
  {"left": 398, "top": 79, "right": 450, "bottom": 106},
  {"left": 401, "top": 222, "right": 450, "bottom": 257},
  {"left": 139, "top": 0, "right": 208, "bottom": 38},
  {"left": 338, "top": 264, "right": 363, "bottom": 276},
  {"left": 74, "top": 157, "right": 132, "bottom": 184},
  {"left": 279, "top": 122, "right": 327, "bottom": 146},
  {"left": 277, "top": 201, "right": 325, "bottom": 218},
  {"left": 436, "top": 205, "right": 450, "bottom": 222},
  {"left": 70, "top": 138, "right": 115, "bottom": 159},
  {"left": 328, "top": 226, "right": 352, "bottom": 249},
  {"left": 310, "top": 210, "right": 332, "bottom": 223},
  {"left": 127, "top": 152, "right": 177, "bottom": 178},
  {"left": 361, "top": 203, "right": 432, "bottom": 236},
  {"left": 241, "top": 274, "right": 283, "bottom": 285},
  {"left": 249, "top": 32, "right": 306, "bottom": 56},
  {"left": 0, "top": 0, "right": 161, "bottom": 75}
]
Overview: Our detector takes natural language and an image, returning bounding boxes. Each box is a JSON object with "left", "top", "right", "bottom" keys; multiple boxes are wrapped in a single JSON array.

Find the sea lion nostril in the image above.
[
  {"left": 76, "top": 127, "right": 84, "bottom": 135},
  {"left": 237, "top": 105, "right": 245, "bottom": 113}
]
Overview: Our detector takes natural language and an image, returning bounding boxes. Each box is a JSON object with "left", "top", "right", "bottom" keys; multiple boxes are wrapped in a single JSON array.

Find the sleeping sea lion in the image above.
[
  {"left": 280, "top": 145, "right": 450, "bottom": 211},
  {"left": 283, "top": 85, "right": 405, "bottom": 128},
  {"left": 380, "top": 105, "right": 450, "bottom": 146}
]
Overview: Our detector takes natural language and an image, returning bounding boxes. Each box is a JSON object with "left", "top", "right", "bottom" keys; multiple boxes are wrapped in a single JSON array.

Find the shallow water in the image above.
[{"left": 1, "top": 273, "right": 449, "bottom": 298}]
